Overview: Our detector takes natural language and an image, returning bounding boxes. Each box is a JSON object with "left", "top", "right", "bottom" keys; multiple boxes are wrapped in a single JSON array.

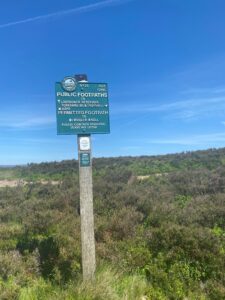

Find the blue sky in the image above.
[{"left": 1, "top": 0, "right": 225, "bottom": 164}]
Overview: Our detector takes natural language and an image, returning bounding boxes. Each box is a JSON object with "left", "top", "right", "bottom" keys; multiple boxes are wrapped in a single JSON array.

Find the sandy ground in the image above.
[
  {"left": 136, "top": 173, "right": 168, "bottom": 180},
  {"left": 0, "top": 180, "right": 59, "bottom": 188},
  {"left": 0, "top": 175, "right": 168, "bottom": 186},
  {"left": 136, "top": 175, "right": 151, "bottom": 180}
]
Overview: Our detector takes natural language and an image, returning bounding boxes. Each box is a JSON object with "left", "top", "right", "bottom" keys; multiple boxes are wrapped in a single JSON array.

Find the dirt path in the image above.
[
  {"left": 136, "top": 173, "right": 168, "bottom": 181},
  {"left": 0, "top": 180, "right": 59, "bottom": 188},
  {"left": 0, "top": 180, "right": 22, "bottom": 187}
]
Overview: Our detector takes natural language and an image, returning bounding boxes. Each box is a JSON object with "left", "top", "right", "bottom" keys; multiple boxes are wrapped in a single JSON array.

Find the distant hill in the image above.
[
  {"left": 3, "top": 147, "right": 225, "bottom": 181},
  {"left": 0, "top": 165, "right": 18, "bottom": 168}
]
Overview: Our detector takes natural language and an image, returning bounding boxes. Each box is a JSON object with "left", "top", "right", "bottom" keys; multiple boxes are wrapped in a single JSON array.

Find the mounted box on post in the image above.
[{"left": 55, "top": 78, "right": 110, "bottom": 135}]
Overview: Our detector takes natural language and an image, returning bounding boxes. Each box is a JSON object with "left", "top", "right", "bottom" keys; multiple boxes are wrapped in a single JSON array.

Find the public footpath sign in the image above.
[
  {"left": 55, "top": 78, "right": 110, "bottom": 135},
  {"left": 55, "top": 75, "right": 110, "bottom": 281}
]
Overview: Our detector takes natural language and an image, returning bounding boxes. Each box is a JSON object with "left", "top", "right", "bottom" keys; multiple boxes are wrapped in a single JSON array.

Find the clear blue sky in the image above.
[{"left": 1, "top": 0, "right": 225, "bottom": 164}]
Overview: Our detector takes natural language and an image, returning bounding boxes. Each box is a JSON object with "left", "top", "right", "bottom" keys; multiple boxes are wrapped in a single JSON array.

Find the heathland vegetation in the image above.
[{"left": 0, "top": 148, "right": 225, "bottom": 299}]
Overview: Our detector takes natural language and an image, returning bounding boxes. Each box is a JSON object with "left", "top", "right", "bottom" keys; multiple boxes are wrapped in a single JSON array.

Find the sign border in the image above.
[{"left": 55, "top": 82, "right": 110, "bottom": 135}]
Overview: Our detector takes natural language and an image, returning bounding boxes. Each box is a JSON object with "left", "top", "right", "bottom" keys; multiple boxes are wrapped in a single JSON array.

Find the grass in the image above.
[
  {"left": 17, "top": 268, "right": 151, "bottom": 300},
  {"left": 0, "top": 169, "right": 19, "bottom": 180}
]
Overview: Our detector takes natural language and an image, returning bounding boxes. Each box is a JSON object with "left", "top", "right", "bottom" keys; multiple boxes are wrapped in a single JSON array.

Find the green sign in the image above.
[
  {"left": 55, "top": 80, "right": 110, "bottom": 134},
  {"left": 80, "top": 152, "right": 91, "bottom": 167}
]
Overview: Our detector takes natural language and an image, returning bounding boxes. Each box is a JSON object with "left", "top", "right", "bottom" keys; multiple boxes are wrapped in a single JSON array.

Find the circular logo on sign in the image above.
[{"left": 62, "top": 77, "right": 77, "bottom": 91}]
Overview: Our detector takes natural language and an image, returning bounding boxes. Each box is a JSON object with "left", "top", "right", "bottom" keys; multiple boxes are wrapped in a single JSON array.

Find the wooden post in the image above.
[
  {"left": 78, "top": 134, "right": 96, "bottom": 280},
  {"left": 76, "top": 74, "right": 96, "bottom": 281}
]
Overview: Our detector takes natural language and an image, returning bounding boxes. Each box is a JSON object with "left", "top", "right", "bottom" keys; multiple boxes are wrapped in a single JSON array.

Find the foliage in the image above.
[{"left": 0, "top": 147, "right": 225, "bottom": 298}]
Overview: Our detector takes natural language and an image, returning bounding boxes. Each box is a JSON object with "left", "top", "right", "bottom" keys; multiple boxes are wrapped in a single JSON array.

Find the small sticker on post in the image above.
[
  {"left": 80, "top": 152, "right": 91, "bottom": 167},
  {"left": 79, "top": 136, "right": 91, "bottom": 151}
]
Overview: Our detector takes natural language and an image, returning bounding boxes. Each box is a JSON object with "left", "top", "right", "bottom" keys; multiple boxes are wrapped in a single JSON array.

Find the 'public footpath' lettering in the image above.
[{"left": 55, "top": 82, "right": 110, "bottom": 134}]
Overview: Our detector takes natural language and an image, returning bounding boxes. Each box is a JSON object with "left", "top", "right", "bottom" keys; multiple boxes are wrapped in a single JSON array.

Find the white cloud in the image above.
[
  {"left": 120, "top": 146, "right": 142, "bottom": 151},
  {"left": 0, "top": 117, "right": 54, "bottom": 129},
  {"left": 112, "top": 94, "right": 225, "bottom": 122},
  {"left": 145, "top": 132, "right": 225, "bottom": 146},
  {"left": 0, "top": 0, "right": 133, "bottom": 29}
]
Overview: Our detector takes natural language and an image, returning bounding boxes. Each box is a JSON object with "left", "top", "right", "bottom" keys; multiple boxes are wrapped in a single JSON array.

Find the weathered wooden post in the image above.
[
  {"left": 77, "top": 134, "right": 96, "bottom": 279},
  {"left": 55, "top": 74, "right": 110, "bottom": 280}
]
